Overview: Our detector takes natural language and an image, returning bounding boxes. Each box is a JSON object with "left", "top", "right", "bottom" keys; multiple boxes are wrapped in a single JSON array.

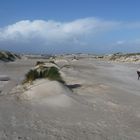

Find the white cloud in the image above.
[
  {"left": 0, "top": 18, "right": 118, "bottom": 43},
  {"left": 116, "top": 40, "right": 126, "bottom": 45},
  {"left": 0, "top": 17, "right": 140, "bottom": 53}
]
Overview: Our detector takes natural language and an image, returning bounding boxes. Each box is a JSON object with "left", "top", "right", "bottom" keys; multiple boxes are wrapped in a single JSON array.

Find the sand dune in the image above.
[
  {"left": 0, "top": 75, "right": 10, "bottom": 81},
  {"left": 0, "top": 55, "right": 140, "bottom": 140},
  {"left": 23, "top": 79, "right": 73, "bottom": 107}
]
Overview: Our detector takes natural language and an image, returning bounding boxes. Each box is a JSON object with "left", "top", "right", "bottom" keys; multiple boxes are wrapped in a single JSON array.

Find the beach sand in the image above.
[{"left": 0, "top": 56, "right": 140, "bottom": 140}]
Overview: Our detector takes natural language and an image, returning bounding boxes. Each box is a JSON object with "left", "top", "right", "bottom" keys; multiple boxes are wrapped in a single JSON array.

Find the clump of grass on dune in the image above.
[
  {"left": 110, "top": 52, "right": 140, "bottom": 60},
  {"left": 108, "top": 52, "right": 140, "bottom": 61},
  {"left": 23, "top": 66, "right": 65, "bottom": 84},
  {"left": 0, "top": 51, "right": 20, "bottom": 61},
  {"left": 47, "top": 67, "right": 65, "bottom": 83},
  {"left": 35, "top": 61, "right": 45, "bottom": 66},
  {"left": 23, "top": 69, "right": 39, "bottom": 83}
]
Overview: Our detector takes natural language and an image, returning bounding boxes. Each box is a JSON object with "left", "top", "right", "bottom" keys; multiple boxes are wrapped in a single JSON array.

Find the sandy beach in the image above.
[{"left": 0, "top": 55, "right": 140, "bottom": 140}]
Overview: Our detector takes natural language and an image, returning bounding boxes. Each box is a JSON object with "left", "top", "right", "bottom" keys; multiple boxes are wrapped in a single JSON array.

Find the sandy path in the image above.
[{"left": 0, "top": 57, "right": 140, "bottom": 140}]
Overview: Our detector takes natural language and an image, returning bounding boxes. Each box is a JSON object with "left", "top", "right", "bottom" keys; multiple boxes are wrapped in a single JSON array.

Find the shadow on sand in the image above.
[{"left": 66, "top": 84, "right": 81, "bottom": 90}]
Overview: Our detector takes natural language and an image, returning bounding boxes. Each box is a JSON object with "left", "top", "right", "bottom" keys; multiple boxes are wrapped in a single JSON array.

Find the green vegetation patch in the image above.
[
  {"left": 0, "top": 51, "right": 20, "bottom": 61},
  {"left": 35, "top": 61, "right": 45, "bottom": 66},
  {"left": 23, "top": 66, "right": 65, "bottom": 84},
  {"left": 110, "top": 52, "right": 140, "bottom": 61}
]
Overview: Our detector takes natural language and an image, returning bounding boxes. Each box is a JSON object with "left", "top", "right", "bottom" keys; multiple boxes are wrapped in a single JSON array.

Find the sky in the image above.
[{"left": 0, "top": 0, "right": 140, "bottom": 54}]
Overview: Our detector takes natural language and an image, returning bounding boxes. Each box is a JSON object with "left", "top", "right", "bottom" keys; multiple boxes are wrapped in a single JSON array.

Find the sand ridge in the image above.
[{"left": 0, "top": 55, "right": 140, "bottom": 140}]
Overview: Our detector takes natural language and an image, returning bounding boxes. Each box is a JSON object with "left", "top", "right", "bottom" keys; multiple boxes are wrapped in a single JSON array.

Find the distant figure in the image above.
[{"left": 137, "top": 71, "right": 140, "bottom": 80}]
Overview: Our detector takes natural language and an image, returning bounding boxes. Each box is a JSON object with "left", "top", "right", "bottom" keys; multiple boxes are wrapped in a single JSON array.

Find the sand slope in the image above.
[
  {"left": 23, "top": 79, "right": 74, "bottom": 107},
  {"left": 0, "top": 56, "right": 140, "bottom": 140}
]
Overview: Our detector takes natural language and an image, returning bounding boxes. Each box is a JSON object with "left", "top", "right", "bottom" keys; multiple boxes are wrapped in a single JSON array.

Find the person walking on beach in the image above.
[{"left": 137, "top": 71, "right": 140, "bottom": 80}]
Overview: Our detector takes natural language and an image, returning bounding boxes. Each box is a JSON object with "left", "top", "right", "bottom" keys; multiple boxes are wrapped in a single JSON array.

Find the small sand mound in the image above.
[
  {"left": 24, "top": 79, "right": 73, "bottom": 107},
  {"left": 0, "top": 75, "right": 10, "bottom": 81},
  {"left": 54, "top": 59, "right": 69, "bottom": 67},
  {"left": 35, "top": 62, "right": 59, "bottom": 69}
]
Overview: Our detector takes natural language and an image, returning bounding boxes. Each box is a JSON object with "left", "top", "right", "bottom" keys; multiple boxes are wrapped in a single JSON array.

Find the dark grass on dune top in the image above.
[
  {"left": 0, "top": 51, "right": 20, "bottom": 61},
  {"left": 23, "top": 66, "right": 65, "bottom": 84}
]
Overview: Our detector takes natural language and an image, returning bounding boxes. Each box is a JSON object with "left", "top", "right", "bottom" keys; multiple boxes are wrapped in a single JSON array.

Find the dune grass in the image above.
[
  {"left": 35, "top": 61, "right": 45, "bottom": 66},
  {"left": 109, "top": 52, "right": 140, "bottom": 61},
  {"left": 23, "top": 66, "right": 65, "bottom": 84},
  {"left": 0, "top": 51, "right": 20, "bottom": 61}
]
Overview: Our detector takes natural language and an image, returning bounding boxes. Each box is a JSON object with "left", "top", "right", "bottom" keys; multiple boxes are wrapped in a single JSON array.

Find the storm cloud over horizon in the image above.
[{"left": 0, "top": 17, "right": 140, "bottom": 54}]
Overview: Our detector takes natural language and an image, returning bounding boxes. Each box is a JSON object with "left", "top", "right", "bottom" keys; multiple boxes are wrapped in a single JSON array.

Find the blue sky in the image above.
[{"left": 0, "top": 0, "right": 140, "bottom": 54}]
